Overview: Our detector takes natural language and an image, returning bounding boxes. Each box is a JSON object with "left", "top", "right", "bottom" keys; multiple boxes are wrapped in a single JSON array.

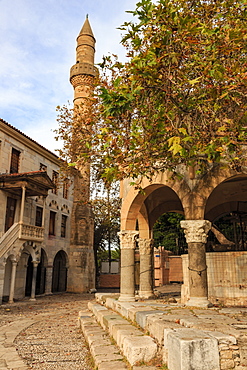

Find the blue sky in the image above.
[{"left": 0, "top": 0, "right": 137, "bottom": 153}]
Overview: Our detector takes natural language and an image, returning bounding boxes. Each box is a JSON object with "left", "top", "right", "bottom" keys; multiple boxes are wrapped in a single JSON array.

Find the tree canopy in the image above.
[{"left": 56, "top": 0, "right": 247, "bottom": 186}]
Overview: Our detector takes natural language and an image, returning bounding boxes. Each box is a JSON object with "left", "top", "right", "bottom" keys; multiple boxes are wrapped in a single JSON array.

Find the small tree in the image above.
[{"left": 92, "top": 186, "right": 121, "bottom": 279}]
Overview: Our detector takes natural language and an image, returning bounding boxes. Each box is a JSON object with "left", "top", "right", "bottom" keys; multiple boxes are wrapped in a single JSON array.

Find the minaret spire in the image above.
[{"left": 70, "top": 16, "right": 96, "bottom": 106}]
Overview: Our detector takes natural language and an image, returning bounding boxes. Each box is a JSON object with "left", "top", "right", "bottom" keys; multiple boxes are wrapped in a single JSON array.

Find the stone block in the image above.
[
  {"left": 220, "top": 359, "right": 235, "bottom": 369},
  {"left": 102, "top": 314, "right": 122, "bottom": 330},
  {"left": 105, "top": 297, "right": 118, "bottom": 309},
  {"left": 91, "top": 344, "right": 120, "bottom": 358},
  {"left": 146, "top": 314, "right": 181, "bottom": 344},
  {"left": 135, "top": 310, "right": 165, "bottom": 329},
  {"left": 167, "top": 328, "right": 220, "bottom": 370},
  {"left": 94, "top": 353, "right": 124, "bottom": 367},
  {"left": 128, "top": 306, "right": 154, "bottom": 322},
  {"left": 116, "top": 328, "right": 143, "bottom": 349},
  {"left": 122, "top": 335, "right": 157, "bottom": 366},
  {"left": 107, "top": 320, "right": 129, "bottom": 337},
  {"left": 97, "top": 360, "right": 128, "bottom": 369}
]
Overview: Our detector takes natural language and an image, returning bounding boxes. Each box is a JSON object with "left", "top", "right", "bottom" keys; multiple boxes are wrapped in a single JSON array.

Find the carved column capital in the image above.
[
  {"left": 180, "top": 220, "right": 211, "bottom": 244},
  {"left": 118, "top": 230, "right": 139, "bottom": 250},
  {"left": 138, "top": 238, "right": 153, "bottom": 255}
]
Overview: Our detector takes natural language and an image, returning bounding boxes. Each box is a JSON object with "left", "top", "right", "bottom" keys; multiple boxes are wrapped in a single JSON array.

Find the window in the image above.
[
  {"left": 10, "top": 148, "right": 20, "bottom": 173},
  {"left": 52, "top": 171, "right": 59, "bottom": 194},
  {"left": 61, "top": 215, "right": 67, "bottom": 238},
  {"left": 40, "top": 163, "right": 47, "bottom": 171},
  {"left": 63, "top": 179, "right": 69, "bottom": 199},
  {"left": 35, "top": 206, "right": 43, "bottom": 227},
  {"left": 49, "top": 211, "right": 56, "bottom": 235}
]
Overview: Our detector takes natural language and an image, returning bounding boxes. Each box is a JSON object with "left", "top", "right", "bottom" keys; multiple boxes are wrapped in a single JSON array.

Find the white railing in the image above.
[{"left": 0, "top": 223, "right": 44, "bottom": 259}]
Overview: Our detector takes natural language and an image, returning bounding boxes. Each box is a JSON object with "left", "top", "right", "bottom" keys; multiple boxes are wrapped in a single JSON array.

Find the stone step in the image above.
[
  {"left": 79, "top": 310, "right": 160, "bottom": 369},
  {"left": 93, "top": 293, "right": 242, "bottom": 370},
  {"left": 86, "top": 302, "right": 159, "bottom": 367}
]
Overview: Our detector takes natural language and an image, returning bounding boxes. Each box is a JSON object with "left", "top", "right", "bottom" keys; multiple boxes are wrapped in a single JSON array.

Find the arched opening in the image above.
[
  {"left": 36, "top": 249, "right": 47, "bottom": 295},
  {"left": 198, "top": 175, "right": 247, "bottom": 305},
  {"left": 25, "top": 254, "right": 33, "bottom": 297},
  {"left": 2, "top": 256, "right": 12, "bottom": 302},
  {"left": 52, "top": 250, "right": 68, "bottom": 293}
]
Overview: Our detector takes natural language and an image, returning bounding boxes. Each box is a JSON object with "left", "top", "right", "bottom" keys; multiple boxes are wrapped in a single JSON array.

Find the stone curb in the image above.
[
  {"left": 78, "top": 312, "right": 129, "bottom": 369},
  {"left": 86, "top": 302, "right": 158, "bottom": 367},
  {"left": 0, "top": 319, "right": 35, "bottom": 370}
]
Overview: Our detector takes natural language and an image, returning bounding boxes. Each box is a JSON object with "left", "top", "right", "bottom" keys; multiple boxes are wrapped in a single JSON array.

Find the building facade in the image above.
[{"left": 0, "top": 17, "right": 96, "bottom": 304}]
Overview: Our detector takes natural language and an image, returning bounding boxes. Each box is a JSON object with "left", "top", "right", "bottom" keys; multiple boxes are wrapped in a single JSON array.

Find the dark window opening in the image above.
[
  {"left": 49, "top": 211, "right": 56, "bottom": 236},
  {"left": 5, "top": 197, "right": 17, "bottom": 232},
  {"left": 10, "top": 148, "right": 20, "bottom": 174},
  {"left": 63, "top": 179, "right": 69, "bottom": 199},
  {"left": 61, "top": 215, "right": 67, "bottom": 238},
  {"left": 52, "top": 171, "right": 59, "bottom": 194},
  {"left": 35, "top": 206, "right": 43, "bottom": 227}
]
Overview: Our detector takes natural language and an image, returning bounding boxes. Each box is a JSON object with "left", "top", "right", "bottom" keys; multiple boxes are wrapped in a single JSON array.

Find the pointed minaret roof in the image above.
[{"left": 79, "top": 16, "right": 95, "bottom": 39}]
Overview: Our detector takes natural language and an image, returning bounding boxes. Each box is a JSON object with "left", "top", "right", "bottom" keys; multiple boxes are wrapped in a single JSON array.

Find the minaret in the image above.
[
  {"left": 67, "top": 16, "right": 96, "bottom": 293},
  {"left": 70, "top": 15, "right": 97, "bottom": 106}
]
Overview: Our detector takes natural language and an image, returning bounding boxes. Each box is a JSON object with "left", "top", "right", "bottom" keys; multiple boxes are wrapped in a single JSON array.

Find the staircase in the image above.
[{"left": 79, "top": 292, "right": 247, "bottom": 370}]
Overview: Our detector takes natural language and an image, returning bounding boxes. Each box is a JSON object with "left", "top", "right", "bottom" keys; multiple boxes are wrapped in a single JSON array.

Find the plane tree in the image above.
[{"left": 56, "top": 0, "right": 247, "bottom": 187}]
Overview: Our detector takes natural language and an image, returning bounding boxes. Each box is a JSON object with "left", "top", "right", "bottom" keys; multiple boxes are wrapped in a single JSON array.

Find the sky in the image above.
[{"left": 0, "top": 0, "right": 138, "bottom": 153}]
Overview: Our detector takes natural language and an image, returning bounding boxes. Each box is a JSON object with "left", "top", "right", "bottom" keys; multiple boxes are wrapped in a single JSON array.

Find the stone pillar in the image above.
[
  {"left": 0, "top": 261, "right": 6, "bottom": 305},
  {"left": 45, "top": 266, "right": 53, "bottom": 295},
  {"left": 180, "top": 220, "right": 211, "bottom": 307},
  {"left": 118, "top": 230, "right": 139, "bottom": 302},
  {"left": 138, "top": 238, "right": 154, "bottom": 299},
  {"left": 9, "top": 259, "right": 17, "bottom": 303},
  {"left": 30, "top": 261, "right": 39, "bottom": 301},
  {"left": 19, "top": 186, "right": 26, "bottom": 224}
]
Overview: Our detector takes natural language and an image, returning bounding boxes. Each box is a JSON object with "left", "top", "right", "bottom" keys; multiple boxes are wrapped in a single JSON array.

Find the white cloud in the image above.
[{"left": 0, "top": 0, "right": 138, "bottom": 153}]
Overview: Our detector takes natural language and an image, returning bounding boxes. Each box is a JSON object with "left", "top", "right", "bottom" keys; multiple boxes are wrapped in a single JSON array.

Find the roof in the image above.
[
  {"left": 79, "top": 17, "right": 95, "bottom": 39},
  {"left": 0, "top": 118, "right": 59, "bottom": 162},
  {"left": 0, "top": 170, "right": 55, "bottom": 197}
]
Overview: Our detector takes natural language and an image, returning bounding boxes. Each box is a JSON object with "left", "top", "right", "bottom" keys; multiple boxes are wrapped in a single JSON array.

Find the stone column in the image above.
[
  {"left": 45, "top": 266, "right": 53, "bottom": 295},
  {"left": 9, "top": 259, "right": 17, "bottom": 303},
  {"left": 180, "top": 220, "right": 211, "bottom": 307},
  {"left": 30, "top": 261, "right": 39, "bottom": 301},
  {"left": 19, "top": 186, "right": 26, "bottom": 224},
  {"left": 118, "top": 230, "right": 139, "bottom": 302},
  {"left": 138, "top": 238, "right": 154, "bottom": 299}
]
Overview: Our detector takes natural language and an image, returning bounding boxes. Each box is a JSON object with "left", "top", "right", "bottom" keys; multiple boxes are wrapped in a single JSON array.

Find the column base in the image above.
[
  {"left": 29, "top": 298, "right": 36, "bottom": 302},
  {"left": 138, "top": 290, "right": 154, "bottom": 299},
  {"left": 118, "top": 294, "right": 136, "bottom": 302},
  {"left": 186, "top": 296, "right": 212, "bottom": 308}
]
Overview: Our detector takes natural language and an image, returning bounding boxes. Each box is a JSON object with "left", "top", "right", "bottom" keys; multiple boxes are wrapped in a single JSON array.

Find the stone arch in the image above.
[
  {"left": 204, "top": 173, "right": 247, "bottom": 222},
  {"left": 21, "top": 241, "right": 41, "bottom": 262},
  {"left": 36, "top": 248, "right": 48, "bottom": 295},
  {"left": 52, "top": 250, "right": 69, "bottom": 293},
  {"left": 121, "top": 181, "right": 184, "bottom": 232},
  {"left": 2, "top": 255, "right": 14, "bottom": 302}
]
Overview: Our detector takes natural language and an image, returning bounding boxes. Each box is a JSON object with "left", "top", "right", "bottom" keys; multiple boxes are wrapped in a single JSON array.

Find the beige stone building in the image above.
[{"left": 0, "top": 17, "right": 96, "bottom": 304}]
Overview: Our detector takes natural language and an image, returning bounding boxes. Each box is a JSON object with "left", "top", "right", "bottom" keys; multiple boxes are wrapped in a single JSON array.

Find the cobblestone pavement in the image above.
[{"left": 0, "top": 293, "right": 95, "bottom": 369}]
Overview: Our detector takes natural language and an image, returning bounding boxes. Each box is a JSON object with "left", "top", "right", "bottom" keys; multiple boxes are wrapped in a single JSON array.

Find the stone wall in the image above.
[{"left": 182, "top": 251, "right": 247, "bottom": 306}]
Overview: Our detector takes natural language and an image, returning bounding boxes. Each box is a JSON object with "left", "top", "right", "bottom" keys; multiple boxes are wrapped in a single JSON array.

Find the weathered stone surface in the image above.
[
  {"left": 146, "top": 314, "right": 181, "bottom": 344},
  {"left": 135, "top": 310, "right": 166, "bottom": 329},
  {"left": 97, "top": 360, "right": 128, "bottom": 369},
  {"left": 122, "top": 335, "right": 157, "bottom": 366},
  {"left": 167, "top": 328, "right": 220, "bottom": 370}
]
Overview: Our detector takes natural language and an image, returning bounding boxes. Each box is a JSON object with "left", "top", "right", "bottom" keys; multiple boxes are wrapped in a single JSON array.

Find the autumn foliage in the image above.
[{"left": 56, "top": 0, "right": 247, "bottom": 186}]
